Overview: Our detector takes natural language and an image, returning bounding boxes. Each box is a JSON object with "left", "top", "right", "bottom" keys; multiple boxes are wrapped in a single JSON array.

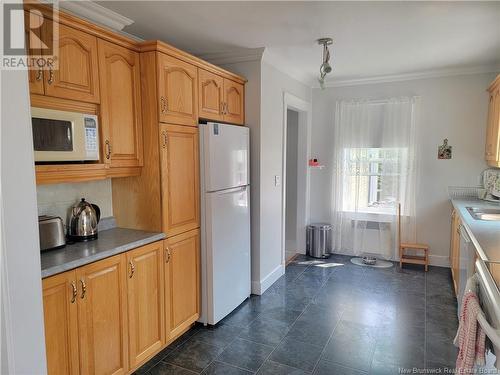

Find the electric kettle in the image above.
[{"left": 68, "top": 198, "right": 101, "bottom": 241}]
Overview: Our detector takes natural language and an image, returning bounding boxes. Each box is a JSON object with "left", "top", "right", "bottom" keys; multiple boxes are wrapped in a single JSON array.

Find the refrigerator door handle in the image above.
[{"left": 214, "top": 186, "right": 248, "bottom": 195}]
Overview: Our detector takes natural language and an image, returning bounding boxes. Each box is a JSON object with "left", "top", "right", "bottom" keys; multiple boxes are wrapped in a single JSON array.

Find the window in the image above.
[{"left": 342, "top": 147, "right": 408, "bottom": 214}]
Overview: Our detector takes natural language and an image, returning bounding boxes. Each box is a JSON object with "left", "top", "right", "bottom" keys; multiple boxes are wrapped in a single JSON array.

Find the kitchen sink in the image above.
[{"left": 466, "top": 206, "right": 500, "bottom": 221}]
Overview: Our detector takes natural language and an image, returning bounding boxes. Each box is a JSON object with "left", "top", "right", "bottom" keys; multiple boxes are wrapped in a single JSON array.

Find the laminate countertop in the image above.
[
  {"left": 41, "top": 227, "right": 166, "bottom": 278},
  {"left": 451, "top": 198, "right": 500, "bottom": 262}
]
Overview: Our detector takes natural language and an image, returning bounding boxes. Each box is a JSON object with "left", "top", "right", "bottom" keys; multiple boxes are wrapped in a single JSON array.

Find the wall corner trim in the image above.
[
  {"left": 320, "top": 64, "right": 500, "bottom": 88},
  {"left": 251, "top": 264, "right": 285, "bottom": 295},
  {"left": 198, "top": 47, "right": 266, "bottom": 66}
]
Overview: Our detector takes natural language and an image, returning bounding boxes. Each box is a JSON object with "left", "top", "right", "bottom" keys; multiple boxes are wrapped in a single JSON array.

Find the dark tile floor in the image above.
[{"left": 134, "top": 254, "right": 458, "bottom": 374}]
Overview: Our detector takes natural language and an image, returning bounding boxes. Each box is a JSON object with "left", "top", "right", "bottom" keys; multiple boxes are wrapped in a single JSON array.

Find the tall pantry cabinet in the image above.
[{"left": 112, "top": 46, "right": 202, "bottom": 340}]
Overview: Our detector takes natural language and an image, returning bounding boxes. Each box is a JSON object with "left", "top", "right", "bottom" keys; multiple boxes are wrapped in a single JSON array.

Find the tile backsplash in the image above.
[{"left": 37, "top": 179, "right": 113, "bottom": 225}]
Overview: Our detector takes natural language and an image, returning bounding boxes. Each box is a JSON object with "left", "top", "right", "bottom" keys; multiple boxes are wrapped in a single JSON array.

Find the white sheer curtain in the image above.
[{"left": 331, "top": 97, "right": 419, "bottom": 260}]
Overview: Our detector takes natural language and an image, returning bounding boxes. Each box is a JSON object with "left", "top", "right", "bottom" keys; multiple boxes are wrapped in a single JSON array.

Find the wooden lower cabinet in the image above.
[
  {"left": 126, "top": 242, "right": 165, "bottom": 368},
  {"left": 165, "top": 229, "right": 200, "bottom": 339},
  {"left": 42, "top": 270, "right": 80, "bottom": 375},
  {"left": 450, "top": 209, "right": 461, "bottom": 295},
  {"left": 76, "top": 254, "right": 129, "bottom": 375},
  {"left": 42, "top": 239, "right": 201, "bottom": 374}
]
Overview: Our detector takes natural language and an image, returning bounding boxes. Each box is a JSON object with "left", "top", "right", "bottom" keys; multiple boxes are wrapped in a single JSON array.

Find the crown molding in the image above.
[
  {"left": 58, "top": 0, "right": 134, "bottom": 32},
  {"left": 318, "top": 64, "right": 500, "bottom": 88},
  {"left": 197, "top": 47, "right": 266, "bottom": 65}
]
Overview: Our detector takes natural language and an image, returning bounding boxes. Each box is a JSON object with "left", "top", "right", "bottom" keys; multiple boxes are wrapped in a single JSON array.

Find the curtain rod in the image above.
[{"left": 337, "top": 96, "right": 421, "bottom": 105}]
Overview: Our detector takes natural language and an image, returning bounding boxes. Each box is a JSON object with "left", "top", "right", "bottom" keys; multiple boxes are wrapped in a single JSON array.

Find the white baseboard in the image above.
[
  {"left": 251, "top": 264, "right": 285, "bottom": 295},
  {"left": 330, "top": 251, "right": 450, "bottom": 268},
  {"left": 428, "top": 255, "right": 450, "bottom": 268}
]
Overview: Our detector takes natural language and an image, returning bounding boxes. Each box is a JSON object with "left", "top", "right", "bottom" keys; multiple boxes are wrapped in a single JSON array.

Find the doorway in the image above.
[
  {"left": 285, "top": 109, "right": 299, "bottom": 262},
  {"left": 282, "top": 93, "right": 311, "bottom": 265}
]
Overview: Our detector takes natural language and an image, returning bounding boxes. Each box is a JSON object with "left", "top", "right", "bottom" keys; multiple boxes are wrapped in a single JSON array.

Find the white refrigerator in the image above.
[{"left": 198, "top": 122, "right": 251, "bottom": 325}]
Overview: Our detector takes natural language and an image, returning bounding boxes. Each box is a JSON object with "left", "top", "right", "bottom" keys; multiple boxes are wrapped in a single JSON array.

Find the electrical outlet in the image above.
[{"left": 274, "top": 175, "right": 281, "bottom": 187}]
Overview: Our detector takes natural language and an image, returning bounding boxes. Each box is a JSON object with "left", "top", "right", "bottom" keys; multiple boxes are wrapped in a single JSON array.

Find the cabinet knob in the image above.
[
  {"left": 47, "top": 68, "right": 54, "bottom": 85},
  {"left": 165, "top": 247, "right": 171, "bottom": 263},
  {"left": 160, "top": 97, "right": 168, "bottom": 113},
  {"left": 70, "top": 281, "right": 77, "bottom": 303},
  {"left": 161, "top": 131, "right": 168, "bottom": 149},
  {"left": 129, "top": 260, "right": 135, "bottom": 278},
  {"left": 80, "top": 279, "right": 87, "bottom": 299},
  {"left": 105, "top": 140, "right": 111, "bottom": 159}
]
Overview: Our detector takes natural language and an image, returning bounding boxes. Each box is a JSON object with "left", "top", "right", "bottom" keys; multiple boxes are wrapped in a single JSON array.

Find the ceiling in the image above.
[{"left": 96, "top": 1, "right": 500, "bottom": 86}]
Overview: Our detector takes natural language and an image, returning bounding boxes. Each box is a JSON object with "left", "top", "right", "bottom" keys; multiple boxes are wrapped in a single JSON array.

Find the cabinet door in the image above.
[
  {"left": 198, "top": 69, "right": 223, "bottom": 121},
  {"left": 223, "top": 79, "right": 244, "bottom": 125},
  {"left": 42, "top": 271, "right": 80, "bottom": 375},
  {"left": 98, "top": 39, "right": 143, "bottom": 169},
  {"left": 165, "top": 229, "right": 200, "bottom": 339},
  {"left": 127, "top": 242, "right": 165, "bottom": 368},
  {"left": 44, "top": 23, "right": 100, "bottom": 103},
  {"left": 450, "top": 211, "right": 461, "bottom": 295},
  {"left": 485, "top": 91, "right": 498, "bottom": 162},
  {"left": 159, "top": 124, "right": 200, "bottom": 237},
  {"left": 157, "top": 53, "right": 198, "bottom": 126},
  {"left": 77, "top": 255, "right": 128, "bottom": 375},
  {"left": 24, "top": 10, "right": 44, "bottom": 95}
]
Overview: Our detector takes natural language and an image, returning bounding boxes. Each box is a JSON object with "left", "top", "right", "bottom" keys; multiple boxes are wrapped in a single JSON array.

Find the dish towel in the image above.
[{"left": 454, "top": 291, "right": 486, "bottom": 370}]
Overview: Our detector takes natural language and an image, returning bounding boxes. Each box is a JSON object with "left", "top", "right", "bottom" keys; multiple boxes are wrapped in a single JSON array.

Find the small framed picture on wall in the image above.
[{"left": 438, "top": 139, "right": 452, "bottom": 159}]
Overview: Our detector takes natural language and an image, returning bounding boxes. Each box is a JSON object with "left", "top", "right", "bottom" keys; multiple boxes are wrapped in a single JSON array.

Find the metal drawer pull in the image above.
[
  {"left": 36, "top": 68, "right": 43, "bottom": 81},
  {"left": 70, "top": 281, "right": 77, "bottom": 303},
  {"left": 165, "top": 247, "right": 171, "bottom": 263},
  {"left": 129, "top": 261, "right": 135, "bottom": 278},
  {"left": 80, "top": 279, "right": 86, "bottom": 299}
]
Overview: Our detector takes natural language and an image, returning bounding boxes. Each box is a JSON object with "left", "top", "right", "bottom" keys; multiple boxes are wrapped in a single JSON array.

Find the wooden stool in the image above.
[{"left": 397, "top": 204, "right": 429, "bottom": 271}]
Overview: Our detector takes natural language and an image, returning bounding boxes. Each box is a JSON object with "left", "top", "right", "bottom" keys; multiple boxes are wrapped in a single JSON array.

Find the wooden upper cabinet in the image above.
[
  {"left": 223, "top": 79, "right": 244, "bottom": 125},
  {"left": 126, "top": 242, "right": 165, "bottom": 369},
  {"left": 159, "top": 124, "right": 200, "bottom": 237},
  {"left": 25, "top": 10, "right": 45, "bottom": 95},
  {"left": 198, "top": 68, "right": 224, "bottom": 121},
  {"left": 98, "top": 39, "right": 143, "bottom": 170},
  {"left": 486, "top": 81, "right": 500, "bottom": 166},
  {"left": 44, "top": 22, "right": 100, "bottom": 103},
  {"left": 42, "top": 270, "right": 80, "bottom": 375},
  {"left": 164, "top": 229, "right": 200, "bottom": 339},
  {"left": 157, "top": 53, "right": 198, "bottom": 126},
  {"left": 76, "top": 255, "right": 128, "bottom": 375}
]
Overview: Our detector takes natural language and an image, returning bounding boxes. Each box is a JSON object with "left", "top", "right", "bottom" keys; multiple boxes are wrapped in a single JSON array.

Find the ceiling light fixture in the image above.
[{"left": 317, "top": 37, "right": 333, "bottom": 89}]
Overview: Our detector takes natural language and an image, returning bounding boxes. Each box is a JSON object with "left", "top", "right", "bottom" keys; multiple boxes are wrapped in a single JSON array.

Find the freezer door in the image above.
[
  {"left": 204, "top": 185, "right": 250, "bottom": 324},
  {"left": 201, "top": 123, "right": 249, "bottom": 192}
]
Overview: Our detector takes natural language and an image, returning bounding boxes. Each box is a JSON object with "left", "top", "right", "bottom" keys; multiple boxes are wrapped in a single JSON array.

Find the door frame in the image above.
[{"left": 281, "top": 92, "right": 312, "bottom": 265}]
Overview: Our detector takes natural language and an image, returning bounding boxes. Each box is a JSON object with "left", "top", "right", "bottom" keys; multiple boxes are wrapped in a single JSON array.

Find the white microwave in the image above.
[{"left": 31, "top": 107, "right": 99, "bottom": 162}]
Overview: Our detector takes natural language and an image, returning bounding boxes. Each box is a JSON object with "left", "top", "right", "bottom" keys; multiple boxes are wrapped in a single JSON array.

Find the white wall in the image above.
[
  {"left": 310, "top": 73, "right": 497, "bottom": 266},
  {"left": 0, "top": 63, "right": 47, "bottom": 375},
  {"left": 37, "top": 179, "right": 113, "bottom": 225},
  {"left": 285, "top": 109, "right": 299, "bottom": 250},
  {"left": 258, "top": 61, "right": 311, "bottom": 290}
]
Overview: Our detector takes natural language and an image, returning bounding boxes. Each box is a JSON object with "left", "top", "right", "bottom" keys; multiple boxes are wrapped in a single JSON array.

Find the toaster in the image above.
[{"left": 38, "top": 215, "right": 66, "bottom": 251}]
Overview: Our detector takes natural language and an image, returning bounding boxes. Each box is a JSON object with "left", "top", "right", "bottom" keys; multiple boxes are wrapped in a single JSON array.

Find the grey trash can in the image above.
[{"left": 306, "top": 223, "right": 332, "bottom": 258}]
